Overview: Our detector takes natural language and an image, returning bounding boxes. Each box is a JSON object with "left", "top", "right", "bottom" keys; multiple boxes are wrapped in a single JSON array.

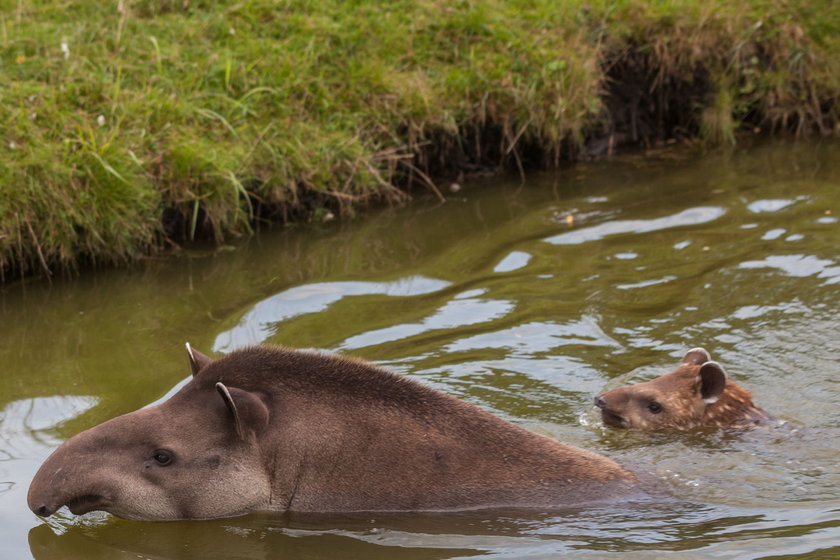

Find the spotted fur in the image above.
[{"left": 595, "top": 348, "right": 771, "bottom": 431}]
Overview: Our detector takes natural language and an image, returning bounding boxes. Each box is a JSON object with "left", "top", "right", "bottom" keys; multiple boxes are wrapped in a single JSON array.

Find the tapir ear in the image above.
[
  {"left": 682, "top": 347, "right": 711, "bottom": 366},
  {"left": 215, "top": 382, "right": 270, "bottom": 440},
  {"left": 186, "top": 343, "right": 213, "bottom": 376},
  {"left": 697, "top": 361, "right": 727, "bottom": 403}
]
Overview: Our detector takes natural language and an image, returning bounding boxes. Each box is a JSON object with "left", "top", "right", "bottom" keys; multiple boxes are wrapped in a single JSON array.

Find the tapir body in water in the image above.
[{"left": 29, "top": 345, "right": 640, "bottom": 521}]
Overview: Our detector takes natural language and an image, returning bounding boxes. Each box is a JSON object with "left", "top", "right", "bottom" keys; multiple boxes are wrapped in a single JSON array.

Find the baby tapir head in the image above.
[
  {"left": 27, "top": 344, "right": 272, "bottom": 521},
  {"left": 595, "top": 348, "right": 770, "bottom": 430}
]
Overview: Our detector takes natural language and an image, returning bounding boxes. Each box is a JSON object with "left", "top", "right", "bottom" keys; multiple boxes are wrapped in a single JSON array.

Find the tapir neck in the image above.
[{"left": 704, "top": 381, "right": 770, "bottom": 428}]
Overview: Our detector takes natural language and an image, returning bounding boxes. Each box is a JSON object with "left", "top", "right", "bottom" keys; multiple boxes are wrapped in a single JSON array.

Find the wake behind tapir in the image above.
[{"left": 28, "top": 344, "right": 642, "bottom": 521}]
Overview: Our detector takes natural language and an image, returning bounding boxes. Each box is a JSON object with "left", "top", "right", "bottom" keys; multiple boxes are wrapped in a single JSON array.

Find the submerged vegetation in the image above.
[{"left": 1, "top": 0, "right": 838, "bottom": 278}]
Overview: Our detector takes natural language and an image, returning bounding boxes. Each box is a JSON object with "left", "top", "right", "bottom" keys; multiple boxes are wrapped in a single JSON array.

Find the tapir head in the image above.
[
  {"left": 594, "top": 348, "right": 728, "bottom": 430},
  {"left": 28, "top": 345, "right": 272, "bottom": 521}
]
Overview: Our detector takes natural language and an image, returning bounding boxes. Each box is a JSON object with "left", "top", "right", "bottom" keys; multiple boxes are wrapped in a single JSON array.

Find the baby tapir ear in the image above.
[
  {"left": 186, "top": 343, "right": 213, "bottom": 376},
  {"left": 682, "top": 347, "right": 712, "bottom": 365},
  {"left": 697, "top": 361, "right": 727, "bottom": 403},
  {"left": 215, "top": 382, "right": 270, "bottom": 440}
]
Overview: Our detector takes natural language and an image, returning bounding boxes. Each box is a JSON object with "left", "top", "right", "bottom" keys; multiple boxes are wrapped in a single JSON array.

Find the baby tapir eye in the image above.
[
  {"left": 152, "top": 449, "right": 173, "bottom": 466},
  {"left": 646, "top": 402, "right": 663, "bottom": 414}
]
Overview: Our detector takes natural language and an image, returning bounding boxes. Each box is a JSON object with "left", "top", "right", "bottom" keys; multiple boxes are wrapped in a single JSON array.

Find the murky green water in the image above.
[{"left": 2, "top": 139, "right": 839, "bottom": 559}]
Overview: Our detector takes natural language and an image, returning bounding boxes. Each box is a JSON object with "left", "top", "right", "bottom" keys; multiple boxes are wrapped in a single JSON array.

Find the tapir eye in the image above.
[
  {"left": 152, "top": 449, "right": 173, "bottom": 466},
  {"left": 646, "top": 401, "right": 663, "bottom": 414}
]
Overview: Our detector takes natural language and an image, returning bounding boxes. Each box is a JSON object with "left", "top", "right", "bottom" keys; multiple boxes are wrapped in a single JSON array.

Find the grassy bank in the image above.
[{"left": 1, "top": 0, "right": 838, "bottom": 279}]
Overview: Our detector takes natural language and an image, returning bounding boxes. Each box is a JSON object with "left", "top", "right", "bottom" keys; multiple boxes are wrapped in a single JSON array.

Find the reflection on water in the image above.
[
  {"left": 339, "top": 289, "right": 514, "bottom": 351},
  {"left": 24, "top": 502, "right": 840, "bottom": 559},
  {"left": 739, "top": 254, "right": 840, "bottom": 284},
  {"left": 493, "top": 251, "right": 532, "bottom": 273},
  {"left": 1, "top": 397, "right": 99, "bottom": 437},
  {"left": 0, "top": 397, "right": 99, "bottom": 559},
  {"left": 2, "top": 139, "right": 840, "bottom": 559},
  {"left": 213, "top": 276, "right": 451, "bottom": 351},
  {"left": 544, "top": 206, "right": 727, "bottom": 245}
]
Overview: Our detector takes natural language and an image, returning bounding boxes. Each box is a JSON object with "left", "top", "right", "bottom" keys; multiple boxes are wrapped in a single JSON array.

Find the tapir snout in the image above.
[
  {"left": 28, "top": 447, "right": 114, "bottom": 517},
  {"left": 28, "top": 414, "right": 139, "bottom": 518}
]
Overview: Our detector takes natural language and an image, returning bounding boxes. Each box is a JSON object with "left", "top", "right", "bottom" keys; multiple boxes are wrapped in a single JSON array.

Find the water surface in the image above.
[{"left": 2, "top": 139, "right": 839, "bottom": 559}]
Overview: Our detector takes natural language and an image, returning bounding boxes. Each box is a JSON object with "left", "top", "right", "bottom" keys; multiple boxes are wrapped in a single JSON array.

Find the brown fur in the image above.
[
  {"left": 29, "top": 345, "right": 641, "bottom": 521},
  {"left": 595, "top": 348, "right": 770, "bottom": 431}
]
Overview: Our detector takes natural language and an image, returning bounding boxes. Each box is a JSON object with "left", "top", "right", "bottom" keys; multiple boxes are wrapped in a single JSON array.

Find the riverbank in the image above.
[{"left": 2, "top": 0, "right": 838, "bottom": 279}]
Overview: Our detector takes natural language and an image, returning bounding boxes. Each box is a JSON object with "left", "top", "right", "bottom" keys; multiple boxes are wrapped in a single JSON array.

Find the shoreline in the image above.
[{"left": 2, "top": 1, "right": 838, "bottom": 280}]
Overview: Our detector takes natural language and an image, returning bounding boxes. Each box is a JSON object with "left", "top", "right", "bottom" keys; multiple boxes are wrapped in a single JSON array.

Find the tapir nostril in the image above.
[
  {"left": 34, "top": 504, "right": 53, "bottom": 517},
  {"left": 594, "top": 396, "right": 606, "bottom": 409}
]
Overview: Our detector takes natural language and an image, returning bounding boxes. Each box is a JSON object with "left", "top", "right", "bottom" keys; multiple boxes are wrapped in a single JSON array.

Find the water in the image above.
[{"left": 2, "top": 139, "right": 839, "bottom": 559}]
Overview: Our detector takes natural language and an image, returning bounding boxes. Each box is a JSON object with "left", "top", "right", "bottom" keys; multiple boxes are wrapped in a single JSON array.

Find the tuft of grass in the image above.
[
  {"left": 701, "top": 83, "right": 737, "bottom": 145},
  {"left": 1, "top": 0, "right": 838, "bottom": 278}
]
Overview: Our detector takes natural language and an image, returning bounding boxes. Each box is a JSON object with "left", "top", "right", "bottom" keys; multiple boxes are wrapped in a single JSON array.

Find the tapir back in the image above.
[{"left": 193, "top": 346, "right": 641, "bottom": 511}]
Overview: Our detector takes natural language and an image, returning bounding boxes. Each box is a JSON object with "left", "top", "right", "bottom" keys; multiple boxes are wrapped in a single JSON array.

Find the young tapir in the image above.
[
  {"left": 28, "top": 344, "right": 641, "bottom": 521},
  {"left": 595, "top": 348, "right": 771, "bottom": 431}
]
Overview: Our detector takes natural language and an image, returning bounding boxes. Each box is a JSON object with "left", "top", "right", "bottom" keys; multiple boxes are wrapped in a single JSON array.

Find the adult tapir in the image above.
[{"left": 28, "top": 344, "right": 641, "bottom": 521}]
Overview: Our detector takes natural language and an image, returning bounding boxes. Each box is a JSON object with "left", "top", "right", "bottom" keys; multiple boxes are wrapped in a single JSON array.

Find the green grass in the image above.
[{"left": 1, "top": 0, "right": 838, "bottom": 278}]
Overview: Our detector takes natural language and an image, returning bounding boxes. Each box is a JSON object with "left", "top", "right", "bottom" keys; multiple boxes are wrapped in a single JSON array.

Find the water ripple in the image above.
[
  {"left": 444, "top": 318, "right": 621, "bottom": 356},
  {"left": 213, "top": 276, "right": 451, "bottom": 352},
  {"left": 339, "top": 292, "right": 514, "bottom": 351},
  {"left": 493, "top": 251, "right": 532, "bottom": 273},
  {"left": 739, "top": 254, "right": 840, "bottom": 284},
  {"left": 747, "top": 197, "right": 806, "bottom": 213},
  {"left": 544, "top": 206, "right": 726, "bottom": 245}
]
